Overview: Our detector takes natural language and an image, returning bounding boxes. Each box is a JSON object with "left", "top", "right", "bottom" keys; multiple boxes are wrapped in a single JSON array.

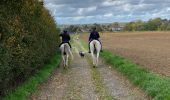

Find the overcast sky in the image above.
[{"left": 44, "top": 0, "right": 170, "bottom": 24}]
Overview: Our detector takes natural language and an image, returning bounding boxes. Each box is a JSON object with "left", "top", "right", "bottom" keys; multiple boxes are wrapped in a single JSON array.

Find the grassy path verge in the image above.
[
  {"left": 85, "top": 52, "right": 114, "bottom": 100},
  {"left": 90, "top": 63, "right": 114, "bottom": 100},
  {"left": 101, "top": 50, "right": 170, "bottom": 100},
  {"left": 4, "top": 54, "right": 61, "bottom": 100}
]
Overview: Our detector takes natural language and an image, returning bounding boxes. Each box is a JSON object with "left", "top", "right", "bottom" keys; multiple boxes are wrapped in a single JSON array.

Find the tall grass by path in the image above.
[
  {"left": 4, "top": 54, "right": 61, "bottom": 100},
  {"left": 85, "top": 54, "right": 114, "bottom": 100},
  {"left": 101, "top": 50, "right": 170, "bottom": 100},
  {"left": 89, "top": 60, "right": 114, "bottom": 100}
]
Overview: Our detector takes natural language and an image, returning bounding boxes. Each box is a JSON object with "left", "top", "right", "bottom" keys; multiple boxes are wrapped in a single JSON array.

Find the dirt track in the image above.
[
  {"left": 81, "top": 31, "right": 170, "bottom": 77},
  {"left": 29, "top": 37, "right": 150, "bottom": 100}
]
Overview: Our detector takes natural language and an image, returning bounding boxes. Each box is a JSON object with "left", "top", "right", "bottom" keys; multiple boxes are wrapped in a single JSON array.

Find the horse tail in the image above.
[
  {"left": 63, "top": 44, "right": 66, "bottom": 55},
  {"left": 93, "top": 41, "right": 97, "bottom": 53}
]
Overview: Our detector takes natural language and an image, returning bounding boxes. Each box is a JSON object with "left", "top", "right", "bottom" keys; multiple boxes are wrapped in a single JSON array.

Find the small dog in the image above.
[{"left": 79, "top": 51, "right": 85, "bottom": 57}]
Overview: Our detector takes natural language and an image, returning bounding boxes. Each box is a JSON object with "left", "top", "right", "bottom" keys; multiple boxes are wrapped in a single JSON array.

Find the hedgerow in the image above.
[{"left": 0, "top": 0, "right": 60, "bottom": 96}]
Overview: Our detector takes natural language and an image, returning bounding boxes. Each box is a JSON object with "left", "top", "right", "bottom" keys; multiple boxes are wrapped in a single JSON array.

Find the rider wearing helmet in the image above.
[
  {"left": 59, "top": 30, "right": 72, "bottom": 48},
  {"left": 88, "top": 27, "right": 102, "bottom": 53}
]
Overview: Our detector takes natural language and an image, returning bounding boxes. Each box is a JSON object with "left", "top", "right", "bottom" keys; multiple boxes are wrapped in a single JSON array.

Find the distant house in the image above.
[{"left": 112, "top": 26, "right": 124, "bottom": 32}]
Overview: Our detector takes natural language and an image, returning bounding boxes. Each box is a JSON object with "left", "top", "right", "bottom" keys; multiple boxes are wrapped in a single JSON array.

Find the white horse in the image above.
[
  {"left": 60, "top": 43, "right": 73, "bottom": 67},
  {"left": 90, "top": 40, "right": 101, "bottom": 67}
]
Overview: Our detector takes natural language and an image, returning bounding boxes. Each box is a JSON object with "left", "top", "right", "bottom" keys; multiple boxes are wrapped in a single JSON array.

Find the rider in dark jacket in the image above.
[
  {"left": 59, "top": 30, "right": 71, "bottom": 48},
  {"left": 88, "top": 27, "right": 102, "bottom": 53}
]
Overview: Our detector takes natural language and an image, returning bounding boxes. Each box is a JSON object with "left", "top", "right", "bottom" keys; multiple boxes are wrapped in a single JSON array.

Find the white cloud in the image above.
[
  {"left": 77, "top": 6, "right": 97, "bottom": 15},
  {"left": 104, "top": 13, "right": 113, "bottom": 17},
  {"left": 102, "top": 0, "right": 125, "bottom": 6},
  {"left": 87, "top": 6, "right": 97, "bottom": 12},
  {"left": 151, "top": 8, "right": 170, "bottom": 18},
  {"left": 77, "top": 8, "right": 83, "bottom": 15},
  {"left": 123, "top": 4, "right": 132, "bottom": 12},
  {"left": 44, "top": 0, "right": 170, "bottom": 24}
]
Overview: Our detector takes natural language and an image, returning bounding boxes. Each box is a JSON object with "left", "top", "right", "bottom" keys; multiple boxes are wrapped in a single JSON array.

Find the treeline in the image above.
[
  {"left": 61, "top": 18, "right": 170, "bottom": 33},
  {"left": 0, "top": 0, "right": 60, "bottom": 96},
  {"left": 61, "top": 22, "right": 123, "bottom": 33},
  {"left": 124, "top": 18, "right": 170, "bottom": 31}
]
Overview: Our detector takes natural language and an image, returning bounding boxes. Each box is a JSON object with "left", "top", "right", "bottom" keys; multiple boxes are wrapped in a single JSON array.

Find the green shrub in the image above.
[{"left": 0, "top": 0, "right": 60, "bottom": 96}]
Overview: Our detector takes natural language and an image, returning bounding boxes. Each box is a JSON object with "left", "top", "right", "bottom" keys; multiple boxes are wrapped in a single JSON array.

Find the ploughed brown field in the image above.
[{"left": 80, "top": 31, "right": 170, "bottom": 77}]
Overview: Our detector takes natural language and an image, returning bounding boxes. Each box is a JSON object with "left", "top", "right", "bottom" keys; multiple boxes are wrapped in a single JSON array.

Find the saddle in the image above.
[
  {"left": 89, "top": 39, "right": 99, "bottom": 43},
  {"left": 60, "top": 42, "right": 71, "bottom": 48},
  {"left": 60, "top": 42, "right": 71, "bottom": 55}
]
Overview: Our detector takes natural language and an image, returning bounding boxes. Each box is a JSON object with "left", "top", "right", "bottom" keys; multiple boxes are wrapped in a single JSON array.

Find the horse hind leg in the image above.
[
  {"left": 95, "top": 44, "right": 101, "bottom": 67},
  {"left": 68, "top": 47, "right": 74, "bottom": 60},
  {"left": 66, "top": 54, "right": 69, "bottom": 67},
  {"left": 62, "top": 55, "right": 66, "bottom": 67},
  {"left": 90, "top": 50, "right": 94, "bottom": 65},
  {"left": 96, "top": 52, "right": 99, "bottom": 66},
  {"left": 93, "top": 58, "right": 96, "bottom": 67},
  {"left": 93, "top": 56, "right": 96, "bottom": 67},
  {"left": 90, "top": 45, "right": 96, "bottom": 67}
]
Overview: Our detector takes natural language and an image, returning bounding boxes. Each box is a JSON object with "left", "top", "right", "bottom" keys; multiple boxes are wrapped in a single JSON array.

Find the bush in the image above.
[{"left": 0, "top": 0, "right": 60, "bottom": 96}]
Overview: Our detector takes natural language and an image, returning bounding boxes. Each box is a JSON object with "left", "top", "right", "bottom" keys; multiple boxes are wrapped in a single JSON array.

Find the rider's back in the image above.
[
  {"left": 60, "top": 33, "right": 70, "bottom": 42},
  {"left": 89, "top": 31, "right": 100, "bottom": 41}
]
